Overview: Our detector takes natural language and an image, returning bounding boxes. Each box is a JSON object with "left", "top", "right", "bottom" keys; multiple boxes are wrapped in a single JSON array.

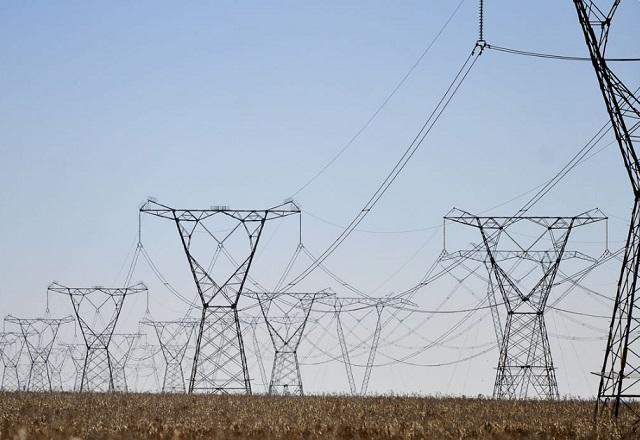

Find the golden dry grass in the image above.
[{"left": 0, "top": 392, "right": 638, "bottom": 439}]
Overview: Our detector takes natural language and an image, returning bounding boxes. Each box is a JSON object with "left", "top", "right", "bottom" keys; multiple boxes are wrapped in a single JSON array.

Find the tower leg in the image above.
[
  {"left": 494, "top": 313, "right": 558, "bottom": 399},
  {"left": 269, "top": 351, "right": 302, "bottom": 395},
  {"left": 189, "top": 308, "right": 251, "bottom": 394},
  {"left": 82, "top": 347, "right": 112, "bottom": 392}
]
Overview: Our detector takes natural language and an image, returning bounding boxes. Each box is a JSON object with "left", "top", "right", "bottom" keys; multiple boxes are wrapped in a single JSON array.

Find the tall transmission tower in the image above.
[
  {"left": 573, "top": 0, "right": 640, "bottom": 417},
  {"left": 140, "top": 199, "right": 300, "bottom": 394},
  {"left": 0, "top": 332, "right": 25, "bottom": 391},
  {"left": 141, "top": 319, "right": 197, "bottom": 393},
  {"left": 253, "top": 291, "right": 331, "bottom": 395},
  {"left": 5, "top": 315, "right": 74, "bottom": 392},
  {"left": 443, "top": 208, "right": 606, "bottom": 398},
  {"left": 48, "top": 283, "right": 147, "bottom": 392}
]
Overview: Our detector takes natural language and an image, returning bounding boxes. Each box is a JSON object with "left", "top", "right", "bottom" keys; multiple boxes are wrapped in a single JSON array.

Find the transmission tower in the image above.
[
  {"left": 141, "top": 319, "right": 197, "bottom": 393},
  {"left": 572, "top": 0, "right": 640, "bottom": 417},
  {"left": 0, "top": 332, "right": 25, "bottom": 391},
  {"left": 48, "top": 346, "right": 69, "bottom": 391},
  {"left": 442, "top": 208, "right": 606, "bottom": 398},
  {"left": 140, "top": 199, "right": 300, "bottom": 394},
  {"left": 5, "top": 315, "right": 74, "bottom": 392},
  {"left": 316, "top": 296, "right": 414, "bottom": 395},
  {"left": 253, "top": 291, "right": 331, "bottom": 395},
  {"left": 110, "top": 333, "right": 142, "bottom": 392},
  {"left": 48, "top": 283, "right": 147, "bottom": 392},
  {"left": 129, "top": 341, "right": 162, "bottom": 392},
  {"left": 61, "top": 343, "right": 85, "bottom": 391}
]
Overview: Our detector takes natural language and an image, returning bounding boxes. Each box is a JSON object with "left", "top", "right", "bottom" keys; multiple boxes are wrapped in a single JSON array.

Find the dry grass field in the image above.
[{"left": 0, "top": 392, "right": 638, "bottom": 439}]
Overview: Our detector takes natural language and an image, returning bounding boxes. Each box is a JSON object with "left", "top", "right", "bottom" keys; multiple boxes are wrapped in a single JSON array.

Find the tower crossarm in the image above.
[
  {"left": 444, "top": 208, "right": 607, "bottom": 230},
  {"left": 440, "top": 249, "right": 599, "bottom": 264},
  {"left": 140, "top": 199, "right": 301, "bottom": 222}
]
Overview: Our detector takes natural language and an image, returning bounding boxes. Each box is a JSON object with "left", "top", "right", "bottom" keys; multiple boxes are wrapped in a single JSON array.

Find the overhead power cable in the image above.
[
  {"left": 289, "top": 0, "right": 467, "bottom": 198},
  {"left": 284, "top": 46, "right": 483, "bottom": 291},
  {"left": 486, "top": 43, "right": 640, "bottom": 62}
]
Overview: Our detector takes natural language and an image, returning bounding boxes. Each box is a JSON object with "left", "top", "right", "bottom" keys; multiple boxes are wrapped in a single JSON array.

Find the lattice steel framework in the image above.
[
  {"left": 130, "top": 342, "right": 162, "bottom": 392},
  {"left": 573, "top": 0, "right": 640, "bottom": 417},
  {"left": 254, "top": 291, "right": 331, "bottom": 395},
  {"left": 443, "top": 209, "right": 606, "bottom": 399},
  {"left": 48, "top": 347, "right": 69, "bottom": 391},
  {"left": 5, "top": 315, "right": 74, "bottom": 392},
  {"left": 141, "top": 199, "right": 300, "bottom": 394},
  {"left": 48, "top": 283, "right": 147, "bottom": 392},
  {"left": 317, "top": 296, "right": 415, "bottom": 395},
  {"left": 110, "top": 333, "right": 142, "bottom": 392},
  {"left": 141, "top": 319, "right": 197, "bottom": 393},
  {"left": 0, "top": 332, "right": 25, "bottom": 391},
  {"left": 61, "top": 343, "right": 85, "bottom": 391}
]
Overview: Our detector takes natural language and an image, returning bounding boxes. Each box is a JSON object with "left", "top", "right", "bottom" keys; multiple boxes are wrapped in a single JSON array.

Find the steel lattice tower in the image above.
[
  {"left": 572, "top": 0, "right": 640, "bottom": 417},
  {"left": 141, "top": 199, "right": 300, "bottom": 394},
  {"left": 0, "top": 332, "right": 25, "bottom": 391},
  {"left": 443, "top": 208, "right": 606, "bottom": 399},
  {"left": 61, "top": 343, "right": 85, "bottom": 392},
  {"left": 317, "top": 296, "right": 414, "bottom": 395},
  {"left": 110, "top": 333, "right": 142, "bottom": 392},
  {"left": 48, "top": 347, "right": 69, "bottom": 391},
  {"left": 5, "top": 315, "right": 74, "bottom": 392},
  {"left": 142, "top": 319, "right": 197, "bottom": 393},
  {"left": 253, "top": 291, "right": 330, "bottom": 395},
  {"left": 48, "top": 283, "right": 147, "bottom": 392}
]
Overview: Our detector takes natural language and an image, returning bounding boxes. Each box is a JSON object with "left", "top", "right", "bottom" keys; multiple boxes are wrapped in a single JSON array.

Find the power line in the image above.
[
  {"left": 285, "top": 46, "right": 483, "bottom": 290},
  {"left": 486, "top": 43, "right": 640, "bottom": 62},
  {"left": 289, "top": 0, "right": 468, "bottom": 198}
]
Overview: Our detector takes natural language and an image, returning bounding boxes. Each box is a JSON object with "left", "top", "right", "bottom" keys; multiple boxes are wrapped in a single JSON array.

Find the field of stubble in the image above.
[{"left": 0, "top": 392, "right": 637, "bottom": 439}]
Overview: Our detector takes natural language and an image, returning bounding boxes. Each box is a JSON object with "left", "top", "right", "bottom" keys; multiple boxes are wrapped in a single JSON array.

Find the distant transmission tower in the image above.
[
  {"left": 319, "top": 296, "right": 414, "bottom": 395},
  {"left": 141, "top": 199, "right": 300, "bottom": 394},
  {"left": 110, "top": 333, "right": 142, "bottom": 392},
  {"left": 573, "top": 0, "right": 640, "bottom": 417},
  {"left": 61, "top": 343, "right": 85, "bottom": 391},
  {"left": 48, "top": 283, "right": 147, "bottom": 391},
  {"left": 48, "top": 347, "right": 69, "bottom": 391},
  {"left": 443, "top": 208, "right": 606, "bottom": 399},
  {"left": 5, "top": 315, "right": 74, "bottom": 392},
  {"left": 253, "top": 291, "right": 330, "bottom": 395},
  {"left": 0, "top": 332, "right": 25, "bottom": 391},
  {"left": 141, "top": 319, "right": 197, "bottom": 393}
]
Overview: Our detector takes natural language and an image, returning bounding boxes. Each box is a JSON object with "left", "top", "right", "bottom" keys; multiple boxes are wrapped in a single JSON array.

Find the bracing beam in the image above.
[{"left": 573, "top": 0, "right": 640, "bottom": 418}]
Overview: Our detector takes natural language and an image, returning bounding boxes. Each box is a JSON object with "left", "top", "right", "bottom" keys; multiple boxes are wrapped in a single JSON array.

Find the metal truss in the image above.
[
  {"left": 48, "top": 283, "right": 147, "bottom": 392},
  {"left": 141, "top": 199, "right": 300, "bottom": 394},
  {"left": 130, "top": 342, "right": 162, "bottom": 392},
  {"left": 61, "top": 343, "right": 85, "bottom": 391},
  {"left": 243, "top": 317, "right": 269, "bottom": 393},
  {"left": 48, "top": 347, "right": 69, "bottom": 391},
  {"left": 141, "top": 319, "right": 197, "bottom": 393},
  {"left": 253, "top": 291, "right": 331, "bottom": 395},
  {"left": 5, "top": 315, "right": 74, "bottom": 392},
  {"left": 0, "top": 332, "right": 25, "bottom": 391},
  {"left": 443, "top": 208, "right": 606, "bottom": 399},
  {"left": 316, "top": 296, "right": 415, "bottom": 395},
  {"left": 110, "top": 333, "right": 142, "bottom": 392},
  {"left": 573, "top": 0, "right": 640, "bottom": 418}
]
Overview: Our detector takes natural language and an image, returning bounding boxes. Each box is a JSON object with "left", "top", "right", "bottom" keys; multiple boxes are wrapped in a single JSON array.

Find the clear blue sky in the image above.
[{"left": 0, "top": 1, "right": 638, "bottom": 396}]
